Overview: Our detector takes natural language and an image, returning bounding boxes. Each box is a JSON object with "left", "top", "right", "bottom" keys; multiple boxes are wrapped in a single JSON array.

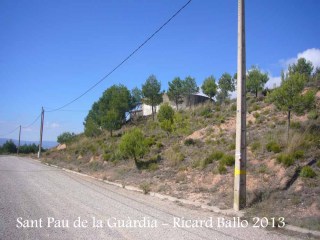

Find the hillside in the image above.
[{"left": 41, "top": 91, "right": 320, "bottom": 231}]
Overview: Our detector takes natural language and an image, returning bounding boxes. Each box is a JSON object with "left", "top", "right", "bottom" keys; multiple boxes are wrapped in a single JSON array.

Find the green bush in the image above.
[
  {"left": 0, "top": 140, "right": 17, "bottom": 153},
  {"left": 89, "top": 161, "right": 102, "bottom": 171},
  {"left": 251, "top": 141, "right": 261, "bottom": 151},
  {"left": 103, "top": 153, "right": 112, "bottom": 161},
  {"left": 200, "top": 107, "right": 212, "bottom": 118},
  {"left": 156, "top": 142, "right": 163, "bottom": 149},
  {"left": 57, "top": 132, "right": 76, "bottom": 144},
  {"left": 300, "top": 166, "right": 316, "bottom": 178},
  {"left": 293, "top": 150, "right": 304, "bottom": 159},
  {"left": 200, "top": 158, "right": 212, "bottom": 169},
  {"left": 253, "top": 112, "right": 260, "bottom": 119},
  {"left": 290, "top": 121, "right": 301, "bottom": 129},
  {"left": 144, "top": 137, "right": 156, "bottom": 147},
  {"left": 165, "top": 149, "right": 184, "bottom": 167},
  {"left": 191, "top": 159, "right": 201, "bottom": 169},
  {"left": 207, "top": 151, "right": 224, "bottom": 162},
  {"left": 148, "top": 163, "right": 159, "bottom": 171},
  {"left": 218, "top": 162, "right": 227, "bottom": 174},
  {"left": 262, "top": 109, "right": 270, "bottom": 115},
  {"left": 317, "top": 160, "right": 320, "bottom": 168},
  {"left": 221, "top": 155, "right": 235, "bottom": 166},
  {"left": 256, "top": 115, "right": 266, "bottom": 124},
  {"left": 308, "top": 110, "right": 318, "bottom": 120},
  {"left": 202, "top": 151, "right": 223, "bottom": 168},
  {"left": 228, "top": 143, "right": 236, "bottom": 150},
  {"left": 252, "top": 103, "right": 261, "bottom": 111},
  {"left": 119, "top": 128, "right": 148, "bottom": 167},
  {"left": 184, "top": 138, "right": 196, "bottom": 146},
  {"left": 140, "top": 182, "right": 151, "bottom": 194},
  {"left": 266, "top": 141, "right": 281, "bottom": 153},
  {"left": 158, "top": 103, "right": 175, "bottom": 123},
  {"left": 277, "top": 153, "right": 294, "bottom": 167},
  {"left": 258, "top": 164, "right": 268, "bottom": 174},
  {"left": 231, "top": 104, "right": 237, "bottom": 111}
]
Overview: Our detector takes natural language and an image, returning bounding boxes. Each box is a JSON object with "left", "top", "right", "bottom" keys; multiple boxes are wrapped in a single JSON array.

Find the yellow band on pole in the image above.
[{"left": 235, "top": 168, "right": 246, "bottom": 175}]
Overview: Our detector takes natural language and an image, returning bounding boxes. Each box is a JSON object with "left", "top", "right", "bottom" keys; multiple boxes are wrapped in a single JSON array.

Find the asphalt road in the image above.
[{"left": 0, "top": 156, "right": 301, "bottom": 240}]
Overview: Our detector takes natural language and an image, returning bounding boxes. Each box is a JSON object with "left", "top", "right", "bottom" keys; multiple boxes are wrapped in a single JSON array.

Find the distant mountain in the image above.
[{"left": 0, "top": 138, "right": 58, "bottom": 149}]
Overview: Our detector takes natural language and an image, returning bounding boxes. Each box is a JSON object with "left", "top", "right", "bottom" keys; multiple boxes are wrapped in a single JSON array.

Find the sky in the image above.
[{"left": 1, "top": 0, "right": 320, "bottom": 142}]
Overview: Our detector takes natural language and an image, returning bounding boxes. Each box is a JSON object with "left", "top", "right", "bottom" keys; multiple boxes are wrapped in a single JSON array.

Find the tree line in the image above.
[
  {"left": 77, "top": 57, "right": 319, "bottom": 139},
  {"left": 0, "top": 140, "right": 44, "bottom": 154}
]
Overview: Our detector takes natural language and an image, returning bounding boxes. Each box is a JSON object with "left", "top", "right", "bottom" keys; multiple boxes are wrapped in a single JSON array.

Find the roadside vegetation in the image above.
[
  {"left": 0, "top": 140, "right": 44, "bottom": 154},
  {"left": 32, "top": 58, "right": 320, "bottom": 231}
]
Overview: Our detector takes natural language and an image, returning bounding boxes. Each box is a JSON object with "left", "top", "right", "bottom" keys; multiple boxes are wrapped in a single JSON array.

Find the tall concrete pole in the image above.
[
  {"left": 234, "top": 0, "right": 247, "bottom": 211},
  {"left": 38, "top": 107, "right": 44, "bottom": 159},
  {"left": 17, "top": 125, "right": 21, "bottom": 155}
]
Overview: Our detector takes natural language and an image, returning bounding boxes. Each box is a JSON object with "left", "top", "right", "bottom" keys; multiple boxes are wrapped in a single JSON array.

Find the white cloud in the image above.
[
  {"left": 281, "top": 48, "right": 320, "bottom": 70},
  {"left": 50, "top": 123, "right": 60, "bottom": 129},
  {"left": 265, "top": 75, "right": 281, "bottom": 89},
  {"left": 231, "top": 48, "right": 319, "bottom": 97},
  {"left": 46, "top": 122, "right": 60, "bottom": 129},
  {"left": 23, "top": 127, "right": 33, "bottom": 132}
]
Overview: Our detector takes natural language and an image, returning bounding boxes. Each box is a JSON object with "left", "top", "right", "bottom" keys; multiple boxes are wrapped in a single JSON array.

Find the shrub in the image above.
[
  {"left": 158, "top": 104, "right": 175, "bottom": 135},
  {"left": 277, "top": 154, "right": 294, "bottom": 167},
  {"left": 317, "top": 160, "right": 320, "bottom": 168},
  {"left": 200, "top": 158, "right": 212, "bottom": 169},
  {"left": 231, "top": 104, "right": 237, "bottom": 111},
  {"left": 300, "top": 166, "right": 316, "bottom": 178},
  {"left": 258, "top": 165, "right": 268, "bottom": 174},
  {"left": 218, "top": 163, "right": 227, "bottom": 174},
  {"left": 290, "top": 121, "right": 301, "bottom": 129},
  {"left": 119, "top": 128, "right": 148, "bottom": 167},
  {"left": 209, "top": 151, "right": 224, "bottom": 160},
  {"left": 103, "top": 153, "right": 112, "bottom": 161},
  {"left": 308, "top": 110, "right": 318, "bottom": 120},
  {"left": 262, "top": 109, "right": 271, "bottom": 115},
  {"left": 156, "top": 142, "right": 163, "bottom": 149},
  {"left": 140, "top": 182, "right": 151, "bottom": 194},
  {"left": 57, "top": 132, "right": 76, "bottom": 144},
  {"left": 191, "top": 159, "right": 201, "bottom": 169},
  {"left": 158, "top": 103, "right": 174, "bottom": 122},
  {"left": 1, "top": 140, "right": 17, "bottom": 153},
  {"left": 253, "top": 112, "right": 260, "bottom": 119},
  {"left": 148, "top": 163, "right": 159, "bottom": 171},
  {"left": 202, "top": 151, "right": 222, "bottom": 168},
  {"left": 144, "top": 137, "right": 156, "bottom": 147},
  {"left": 165, "top": 149, "right": 184, "bottom": 167},
  {"left": 89, "top": 161, "right": 102, "bottom": 171},
  {"left": 251, "top": 141, "right": 261, "bottom": 152},
  {"left": 200, "top": 107, "right": 212, "bottom": 118},
  {"left": 256, "top": 115, "right": 266, "bottom": 124},
  {"left": 228, "top": 143, "right": 236, "bottom": 150},
  {"left": 252, "top": 103, "right": 261, "bottom": 111},
  {"left": 293, "top": 150, "right": 304, "bottom": 159},
  {"left": 184, "top": 138, "right": 196, "bottom": 146},
  {"left": 266, "top": 141, "right": 281, "bottom": 153},
  {"left": 221, "top": 155, "right": 235, "bottom": 166}
]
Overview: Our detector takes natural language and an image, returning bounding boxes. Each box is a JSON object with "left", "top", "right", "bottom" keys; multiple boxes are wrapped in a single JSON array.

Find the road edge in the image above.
[{"left": 27, "top": 156, "right": 320, "bottom": 238}]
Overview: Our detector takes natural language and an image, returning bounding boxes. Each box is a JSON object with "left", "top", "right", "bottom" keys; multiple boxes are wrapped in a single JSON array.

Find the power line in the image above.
[
  {"left": 0, "top": 113, "right": 41, "bottom": 137},
  {"left": 0, "top": 126, "right": 20, "bottom": 137},
  {"left": 46, "top": 0, "right": 192, "bottom": 113},
  {"left": 22, "top": 113, "right": 42, "bottom": 129},
  {"left": 46, "top": 109, "right": 90, "bottom": 113}
]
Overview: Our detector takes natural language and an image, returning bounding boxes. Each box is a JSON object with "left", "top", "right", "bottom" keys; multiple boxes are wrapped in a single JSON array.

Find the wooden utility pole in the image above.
[
  {"left": 234, "top": 0, "right": 247, "bottom": 211},
  {"left": 17, "top": 125, "right": 21, "bottom": 155},
  {"left": 38, "top": 107, "right": 45, "bottom": 159}
]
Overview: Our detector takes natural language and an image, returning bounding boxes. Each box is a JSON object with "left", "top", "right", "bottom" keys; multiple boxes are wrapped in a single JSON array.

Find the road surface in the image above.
[{"left": 0, "top": 156, "right": 302, "bottom": 240}]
